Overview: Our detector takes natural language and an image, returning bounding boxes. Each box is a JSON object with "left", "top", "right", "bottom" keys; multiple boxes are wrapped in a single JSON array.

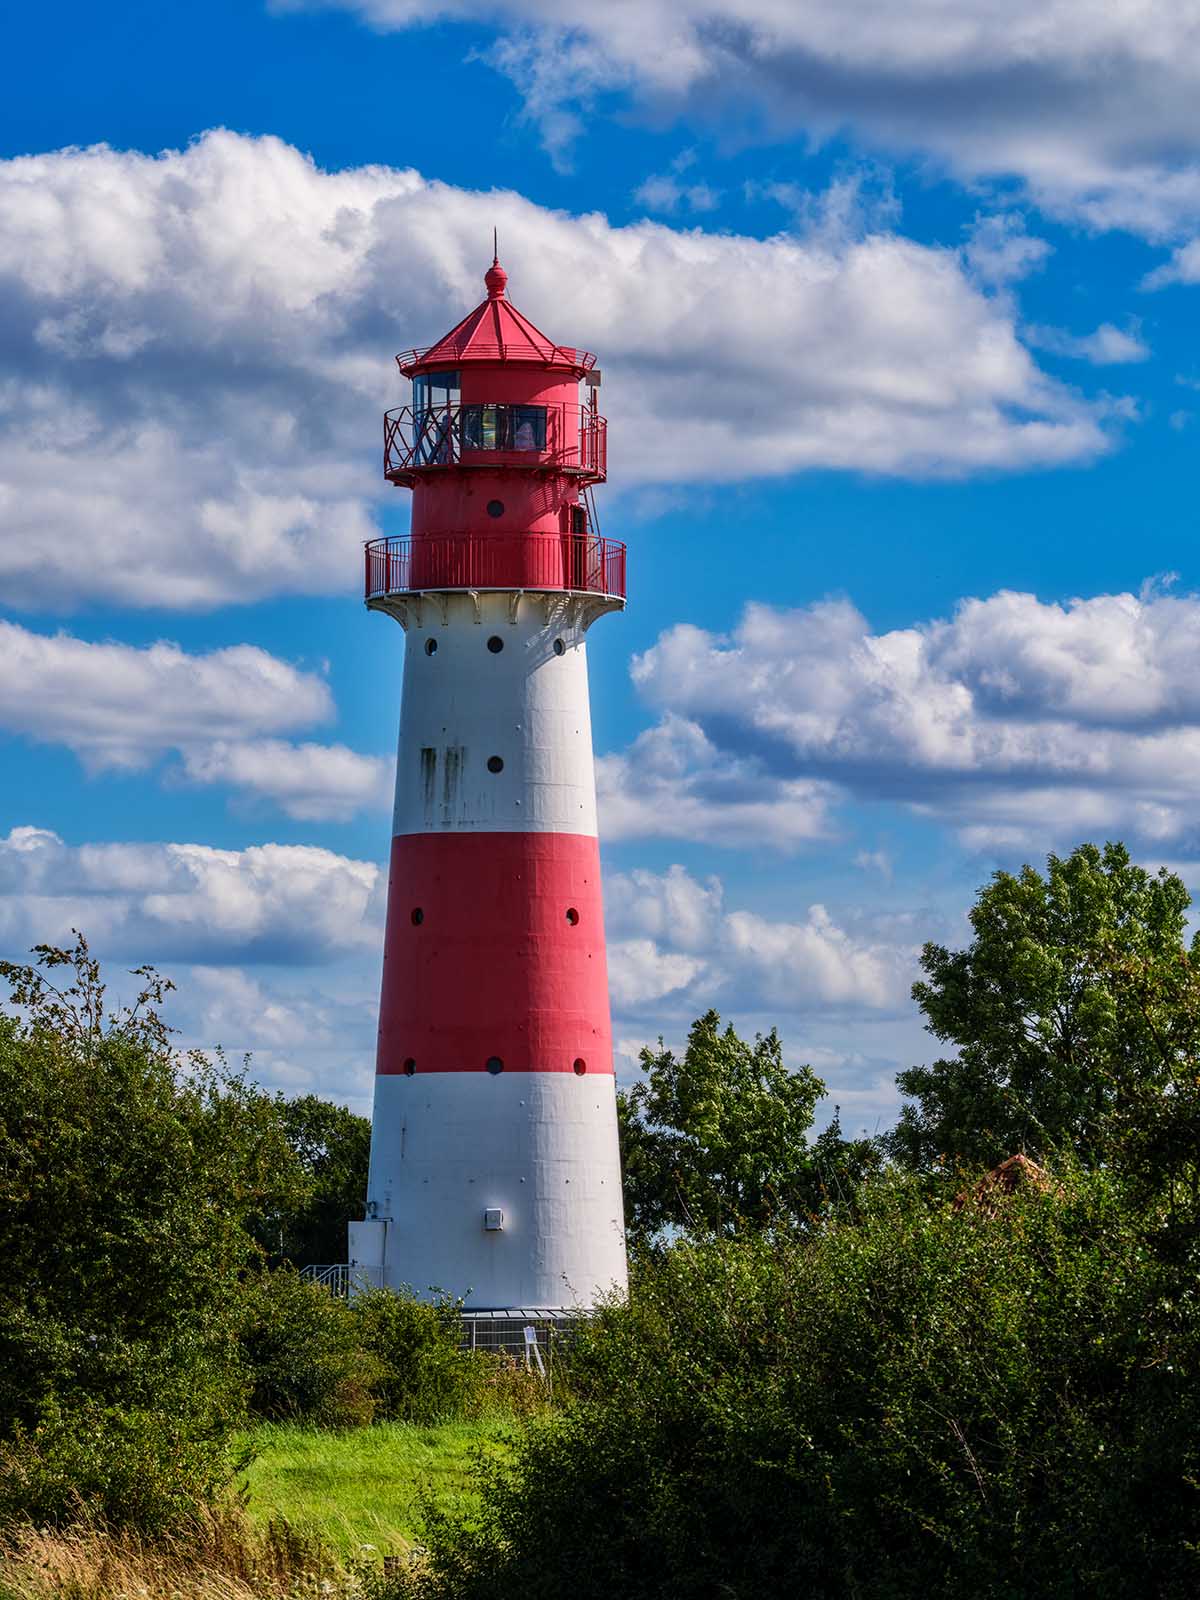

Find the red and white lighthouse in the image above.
[{"left": 348, "top": 255, "right": 629, "bottom": 1315}]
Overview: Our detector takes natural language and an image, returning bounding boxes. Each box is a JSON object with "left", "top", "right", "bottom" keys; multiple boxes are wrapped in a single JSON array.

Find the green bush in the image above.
[
  {"left": 0, "top": 938, "right": 299, "bottom": 1530},
  {"left": 0, "top": 1397, "right": 242, "bottom": 1535},
  {"left": 352, "top": 1291, "right": 487, "bottom": 1424},
  {"left": 410, "top": 1171, "right": 1200, "bottom": 1600},
  {"left": 239, "top": 1270, "right": 383, "bottom": 1428}
]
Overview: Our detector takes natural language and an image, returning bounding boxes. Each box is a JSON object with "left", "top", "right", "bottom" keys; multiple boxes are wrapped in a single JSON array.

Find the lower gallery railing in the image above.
[{"left": 365, "top": 534, "right": 626, "bottom": 601}]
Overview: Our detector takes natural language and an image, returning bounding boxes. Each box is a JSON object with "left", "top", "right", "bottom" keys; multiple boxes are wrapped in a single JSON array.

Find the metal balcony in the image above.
[
  {"left": 365, "top": 533, "right": 626, "bottom": 603},
  {"left": 383, "top": 402, "right": 607, "bottom": 487}
]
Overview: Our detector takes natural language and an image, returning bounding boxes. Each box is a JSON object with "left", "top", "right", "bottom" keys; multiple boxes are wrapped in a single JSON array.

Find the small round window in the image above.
[
  {"left": 486, "top": 500, "right": 505, "bottom": 519},
  {"left": 487, "top": 755, "right": 504, "bottom": 773},
  {"left": 566, "top": 907, "right": 580, "bottom": 926},
  {"left": 485, "top": 1056, "right": 504, "bottom": 1075},
  {"left": 403, "top": 1058, "right": 417, "bottom": 1076},
  {"left": 411, "top": 907, "right": 424, "bottom": 926},
  {"left": 573, "top": 1058, "right": 587, "bottom": 1076},
  {"left": 487, "top": 635, "right": 504, "bottom": 654},
  {"left": 424, "top": 637, "right": 438, "bottom": 656},
  {"left": 553, "top": 638, "right": 566, "bottom": 657}
]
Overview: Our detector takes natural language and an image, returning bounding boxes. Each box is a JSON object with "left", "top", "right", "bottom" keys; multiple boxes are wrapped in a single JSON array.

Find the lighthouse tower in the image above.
[{"left": 348, "top": 254, "right": 629, "bottom": 1316}]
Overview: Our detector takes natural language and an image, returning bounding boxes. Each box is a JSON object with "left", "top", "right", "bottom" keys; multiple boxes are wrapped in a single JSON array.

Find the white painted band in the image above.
[
  {"left": 391, "top": 591, "right": 599, "bottom": 838},
  {"left": 357, "top": 1069, "right": 628, "bottom": 1312}
]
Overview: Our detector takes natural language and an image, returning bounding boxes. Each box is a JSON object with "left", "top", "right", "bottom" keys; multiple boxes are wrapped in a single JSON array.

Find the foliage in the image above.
[
  {"left": 407, "top": 1169, "right": 1200, "bottom": 1600},
  {"left": 618, "top": 1010, "right": 879, "bottom": 1241},
  {"left": 239, "top": 1271, "right": 384, "bottom": 1429},
  {"left": 249, "top": 1095, "right": 371, "bottom": 1270},
  {"left": 352, "top": 1291, "right": 489, "bottom": 1425},
  {"left": 0, "top": 936, "right": 300, "bottom": 1529},
  {"left": 891, "top": 841, "right": 1200, "bottom": 1176}
]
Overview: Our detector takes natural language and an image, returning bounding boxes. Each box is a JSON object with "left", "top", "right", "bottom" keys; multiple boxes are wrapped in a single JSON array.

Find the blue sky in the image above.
[{"left": 3, "top": 0, "right": 1200, "bottom": 1130}]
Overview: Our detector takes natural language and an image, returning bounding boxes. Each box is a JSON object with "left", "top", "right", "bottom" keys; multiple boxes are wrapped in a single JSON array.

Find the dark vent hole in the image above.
[
  {"left": 487, "top": 755, "right": 504, "bottom": 773},
  {"left": 566, "top": 907, "right": 580, "bottom": 926},
  {"left": 573, "top": 1058, "right": 587, "bottom": 1076},
  {"left": 487, "top": 635, "right": 504, "bottom": 653},
  {"left": 411, "top": 907, "right": 424, "bottom": 925},
  {"left": 485, "top": 1056, "right": 505, "bottom": 1075},
  {"left": 553, "top": 638, "right": 566, "bottom": 656},
  {"left": 403, "top": 1059, "right": 416, "bottom": 1076},
  {"left": 486, "top": 500, "right": 505, "bottom": 519},
  {"left": 424, "top": 637, "right": 438, "bottom": 656}
]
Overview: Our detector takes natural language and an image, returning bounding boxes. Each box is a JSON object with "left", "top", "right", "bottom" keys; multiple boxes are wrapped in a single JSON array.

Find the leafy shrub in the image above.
[
  {"left": 0, "top": 1393, "right": 241, "bottom": 1535},
  {"left": 410, "top": 1170, "right": 1200, "bottom": 1600},
  {"left": 352, "top": 1291, "right": 487, "bottom": 1424},
  {"left": 239, "top": 1270, "right": 383, "bottom": 1428},
  {"left": 0, "top": 938, "right": 299, "bottom": 1530}
]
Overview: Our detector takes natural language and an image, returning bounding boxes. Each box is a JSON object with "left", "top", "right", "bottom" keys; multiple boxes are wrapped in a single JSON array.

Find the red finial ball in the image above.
[{"left": 485, "top": 257, "right": 508, "bottom": 299}]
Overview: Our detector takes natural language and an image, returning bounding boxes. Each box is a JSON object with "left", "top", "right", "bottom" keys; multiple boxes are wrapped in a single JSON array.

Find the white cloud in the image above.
[
  {"left": 291, "top": 0, "right": 1200, "bottom": 242},
  {"left": 0, "top": 620, "right": 390, "bottom": 821},
  {"left": 597, "top": 716, "right": 836, "bottom": 850},
  {"left": 0, "top": 619, "right": 331, "bottom": 768},
  {"left": 962, "top": 213, "right": 1052, "bottom": 288},
  {"left": 1025, "top": 321, "right": 1150, "bottom": 364},
  {"left": 0, "top": 131, "right": 1118, "bottom": 613},
  {"left": 625, "top": 585, "right": 1200, "bottom": 853},
  {"left": 604, "top": 863, "right": 912, "bottom": 1016},
  {"left": 632, "top": 174, "right": 720, "bottom": 214},
  {"left": 179, "top": 741, "right": 393, "bottom": 821},
  {"left": 0, "top": 826, "right": 382, "bottom": 964}
]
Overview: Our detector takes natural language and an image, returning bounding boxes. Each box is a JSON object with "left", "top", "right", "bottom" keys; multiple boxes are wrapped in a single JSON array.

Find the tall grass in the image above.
[{"left": 0, "top": 1509, "right": 338, "bottom": 1600}]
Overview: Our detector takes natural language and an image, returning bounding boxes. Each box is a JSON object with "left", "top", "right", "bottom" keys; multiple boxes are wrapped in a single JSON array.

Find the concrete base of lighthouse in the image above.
[{"left": 350, "top": 1071, "right": 626, "bottom": 1311}]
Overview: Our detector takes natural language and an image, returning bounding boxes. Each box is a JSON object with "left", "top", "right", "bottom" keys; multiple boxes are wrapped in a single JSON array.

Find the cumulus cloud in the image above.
[
  {"left": 178, "top": 741, "right": 393, "bottom": 822},
  {"left": 291, "top": 0, "right": 1200, "bottom": 243},
  {"left": 0, "top": 130, "right": 1118, "bottom": 613},
  {"left": 604, "top": 862, "right": 911, "bottom": 1015},
  {"left": 596, "top": 716, "right": 837, "bottom": 851},
  {"left": 626, "top": 585, "right": 1200, "bottom": 854},
  {"left": 0, "top": 826, "right": 382, "bottom": 964},
  {"left": 0, "top": 620, "right": 330, "bottom": 767},
  {"left": 0, "top": 620, "right": 390, "bottom": 820},
  {"left": 1025, "top": 322, "right": 1150, "bottom": 364}
]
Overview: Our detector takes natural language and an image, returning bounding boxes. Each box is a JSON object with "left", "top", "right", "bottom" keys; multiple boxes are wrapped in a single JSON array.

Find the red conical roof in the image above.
[{"left": 397, "top": 256, "right": 595, "bottom": 377}]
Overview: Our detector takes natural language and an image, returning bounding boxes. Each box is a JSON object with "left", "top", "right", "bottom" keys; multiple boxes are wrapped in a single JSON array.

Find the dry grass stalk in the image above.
[{"left": 0, "top": 1507, "right": 349, "bottom": 1600}]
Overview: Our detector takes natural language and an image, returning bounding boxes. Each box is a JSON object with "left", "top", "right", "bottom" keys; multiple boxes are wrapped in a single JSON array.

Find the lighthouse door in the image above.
[{"left": 563, "top": 505, "right": 588, "bottom": 590}]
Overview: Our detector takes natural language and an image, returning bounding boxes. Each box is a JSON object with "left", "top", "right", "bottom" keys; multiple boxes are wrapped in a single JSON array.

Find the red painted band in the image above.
[{"left": 376, "top": 831, "right": 613, "bottom": 1075}]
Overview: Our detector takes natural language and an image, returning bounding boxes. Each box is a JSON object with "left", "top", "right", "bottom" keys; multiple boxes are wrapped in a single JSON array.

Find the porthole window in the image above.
[
  {"left": 573, "top": 1058, "right": 587, "bottom": 1076},
  {"left": 424, "top": 637, "right": 438, "bottom": 656},
  {"left": 486, "top": 500, "right": 505, "bottom": 519},
  {"left": 566, "top": 907, "right": 580, "bottom": 926},
  {"left": 487, "top": 635, "right": 504, "bottom": 653},
  {"left": 553, "top": 638, "right": 566, "bottom": 656},
  {"left": 485, "top": 1056, "right": 504, "bottom": 1075},
  {"left": 403, "top": 1058, "right": 417, "bottom": 1076},
  {"left": 487, "top": 755, "right": 504, "bottom": 773},
  {"left": 411, "top": 907, "right": 424, "bottom": 925}
]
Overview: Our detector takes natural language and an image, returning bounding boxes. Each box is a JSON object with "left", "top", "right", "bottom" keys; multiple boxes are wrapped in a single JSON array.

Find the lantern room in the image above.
[{"left": 368, "top": 254, "right": 623, "bottom": 607}]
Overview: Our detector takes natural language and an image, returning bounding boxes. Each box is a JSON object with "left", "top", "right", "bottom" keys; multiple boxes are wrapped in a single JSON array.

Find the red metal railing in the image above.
[
  {"left": 365, "top": 534, "right": 626, "bottom": 602},
  {"left": 383, "top": 402, "right": 606, "bottom": 486},
  {"left": 396, "top": 344, "right": 596, "bottom": 375}
]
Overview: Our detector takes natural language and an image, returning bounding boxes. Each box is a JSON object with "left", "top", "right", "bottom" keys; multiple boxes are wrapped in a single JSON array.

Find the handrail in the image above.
[
  {"left": 364, "top": 533, "right": 626, "bottom": 603},
  {"left": 384, "top": 401, "right": 606, "bottom": 485},
  {"left": 396, "top": 344, "right": 596, "bottom": 375}
]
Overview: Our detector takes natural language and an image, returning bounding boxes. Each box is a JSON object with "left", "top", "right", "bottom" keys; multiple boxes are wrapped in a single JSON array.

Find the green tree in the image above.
[
  {"left": 408, "top": 1171, "right": 1200, "bottom": 1600},
  {"left": 250, "top": 1093, "right": 371, "bottom": 1267},
  {"left": 890, "top": 841, "right": 1199, "bottom": 1174},
  {"left": 618, "top": 1010, "right": 875, "bottom": 1240},
  {"left": 0, "top": 935, "right": 301, "bottom": 1528}
]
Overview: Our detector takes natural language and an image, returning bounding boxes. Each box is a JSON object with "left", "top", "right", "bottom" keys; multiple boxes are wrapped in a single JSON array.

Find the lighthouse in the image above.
[{"left": 348, "top": 254, "right": 629, "bottom": 1317}]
